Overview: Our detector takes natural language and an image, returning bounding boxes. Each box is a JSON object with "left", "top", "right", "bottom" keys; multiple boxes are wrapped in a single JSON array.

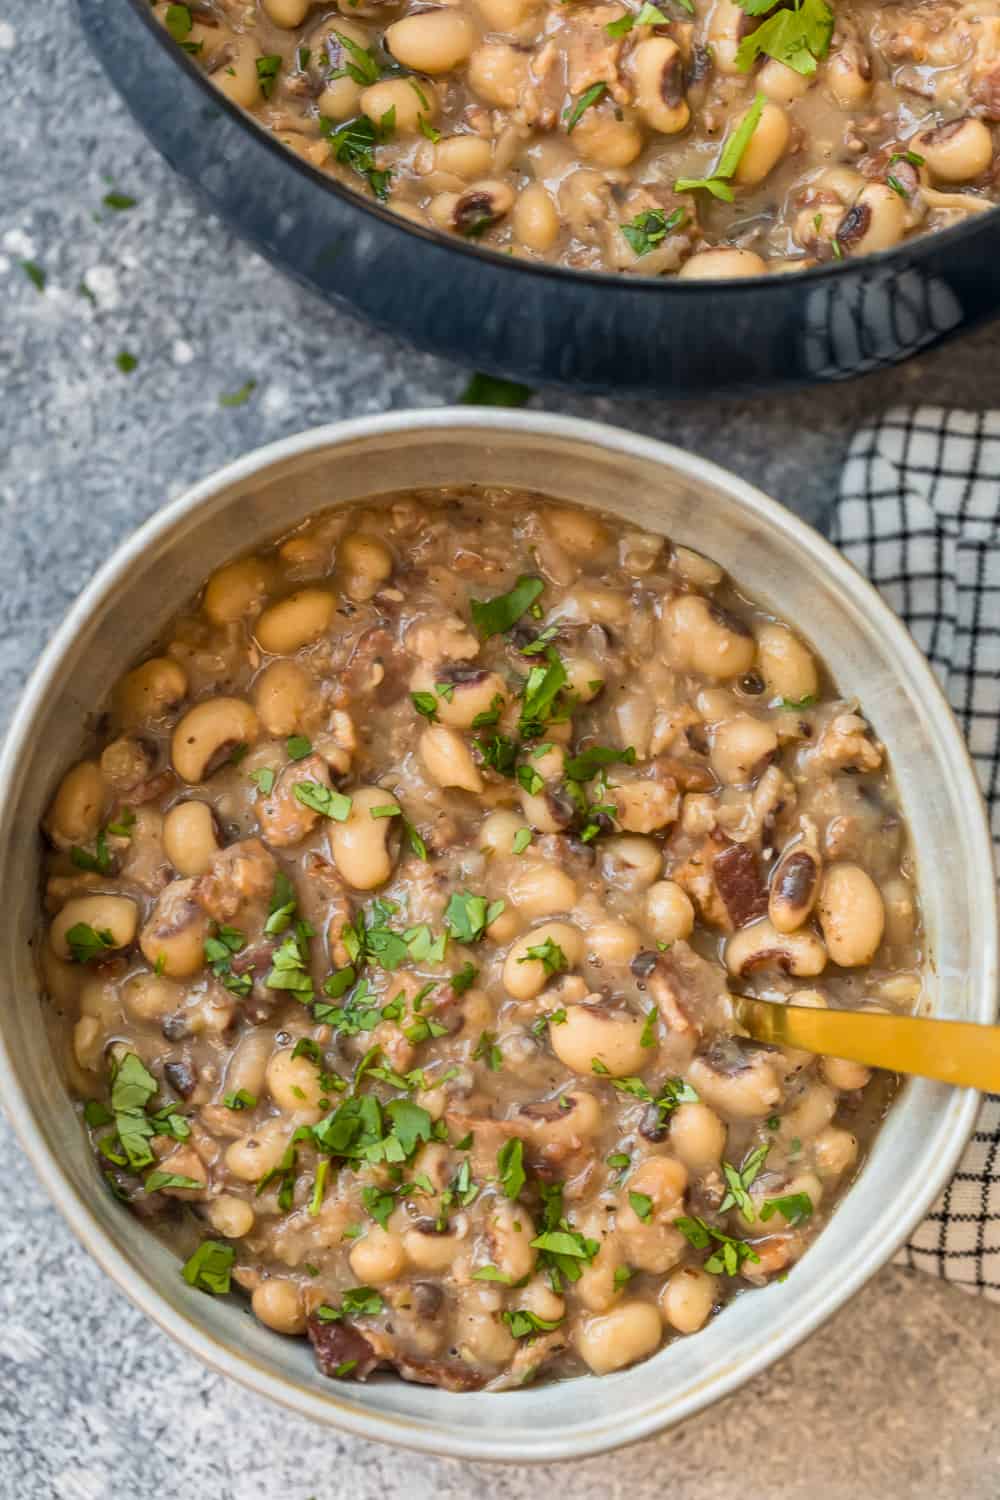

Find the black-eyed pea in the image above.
[
  {"left": 725, "top": 918, "right": 827, "bottom": 978},
  {"left": 645, "top": 880, "right": 695, "bottom": 943},
  {"left": 821, "top": 1053, "right": 871, "bottom": 1091},
  {"left": 508, "top": 860, "right": 577, "bottom": 919},
  {"left": 733, "top": 102, "right": 790, "bottom": 186},
  {"left": 542, "top": 506, "right": 609, "bottom": 558},
  {"left": 513, "top": 183, "right": 560, "bottom": 252},
  {"left": 123, "top": 973, "right": 184, "bottom": 1021},
  {"left": 262, "top": 0, "right": 310, "bottom": 21},
  {"left": 769, "top": 844, "right": 822, "bottom": 933},
  {"left": 328, "top": 786, "right": 399, "bottom": 890},
  {"left": 668, "top": 1101, "right": 727, "bottom": 1169},
  {"left": 780, "top": 1082, "right": 837, "bottom": 1142},
  {"left": 318, "top": 73, "right": 364, "bottom": 120},
  {"left": 915, "top": 118, "right": 993, "bottom": 182},
  {"left": 451, "top": 180, "right": 514, "bottom": 236},
  {"left": 265, "top": 1048, "right": 326, "bottom": 1117},
  {"left": 467, "top": 43, "right": 528, "bottom": 108},
  {"left": 756, "top": 622, "right": 819, "bottom": 703},
  {"left": 880, "top": 876, "right": 918, "bottom": 949},
  {"left": 114, "top": 657, "right": 188, "bottom": 729},
  {"left": 519, "top": 1276, "right": 566, "bottom": 1324},
  {"left": 503, "top": 921, "right": 583, "bottom": 1000},
  {"left": 428, "top": 191, "right": 460, "bottom": 230},
  {"left": 687, "top": 1051, "right": 781, "bottom": 1119},
  {"left": 572, "top": 107, "right": 644, "bottom": 168},
  {"left": 225, "top": 1118, "right": 292, "bottom": 1182},
  {"left": 78, "top": 978, "right": 118, "bottom": 1027},
  {"left": 678, "top": 248, "right": 767, "bottom": 279},
  {"left": 599, "top": 835, "right": 662, "bottom": 893},
  {"left": 837, "top": 183, "right": 906, "bottom": 255},
  {"left": 224, "top": 1029, "right": 273, "bottom": 1100},
  {"left": 403, "top": 1220, "right": 466, "bottom": 1272},
  {"left": 252, "top": 1279, "right": 307, "bottom": 1335},
  {"left": 562, "top": 655, "right": 604, "bottom": 702},
  {"left": 350, "top": 1226, "right": 407, "bottom": 1283},
  {"left": 662, "top": 594, "right": 757, "bottom": 678},
  {"left": 611, "top": 777, "right": 680, "bottom": 833},
  {"left": 707, "top": 0, "right": 750, "bottom": 72},
  {"left": 757, "top": 57, "right": 812, "bottom": 102},
  {"left": 206, "top": 1192, "right": 256, "bottom": 1238},
  {"left": 574, "top": 1219, "right": 624, "bottom": 1312},
  {"left": 551, "top": 1002, "right": 647, "bottom": 1075},
  {"left": 202, "top": 556, "right": 276, "bottom": 626},
  {"left": 51, "top": 894, "right": 138, "bottom": 960},
  {"left": 587, "top": 919, "right": 642, "bottom": 966},
  {"left": 386, "top": 10, "right": 476, "bottom": 72},
  {"left": 337, "top": 533, "right": 394, "bottom": 602},
  {"left": 435, "top": 134, "right": 493, "bottom": 180},
  {"left": 522, "top": 1089, "right": 603, "bottom": 1146},
  {"left": 255, "top": 589, "right": 336, "bottom": 654},
  {"left": 487, "top": 1200, "right": 536, "bottom": 1281},
  {"left": 472, "top": 0, "right": 541, "bottom": 28},
  {"left": 633, "top": 37, "right": 690, "bottom": 134},
  {"left": 45, "top": 761, "right": 107, "bottom": 847},
  {"left": 816, "top": 863, "right": 885, "bottom": 966},
  {"left": 672, "top": 546, "right": 723, "bottom": 591},
  {"left": 457, "top": 1286, "right": 518, "bottom": 1364},
  {"left": 812, "top": 1124, "right": 858, "bottom": 1177},
  {"left": 72, "top": 1016, "right": 103, "bottom": 1072},
  {"left": 479, "top": 810, "right": 529, "bottom": 855},
  {"left": 40, "top": 948, "right": 84, "bottom": 1008},
  {"left": 420, "top": 724, "right": 483, "bottom": 794},
  {"left": 138, "top": 878, "right": 209, "bottom": 977},
  {"left": 825, "top": 44, "right": 872, "bottom": 107},
  {"left": 163, "top": 801, "right": 220, "bottom": 878},
  {"left": 413, "top": 667, "right": 508, "bottom": 729},
  {"left": 486, "top": 904, "right": 520, "bottom": 943},
  {"left": 212, "top": 33, "right": 263, "bottom": 107},
  {"left": 253, "top": 659, "right": 314, "bottom": 737},
  {"left": 660, "top": 1266, "right": 717, "bottom": 1334},
  {"left": 575, "top": 1301, "right": 662, "bottom": 1375},
  {"left": 172, "top": 697, "right": 259, "bottom": 783},
  {"left": 709, "top": 714, "right": 778, "bottom": 784}
]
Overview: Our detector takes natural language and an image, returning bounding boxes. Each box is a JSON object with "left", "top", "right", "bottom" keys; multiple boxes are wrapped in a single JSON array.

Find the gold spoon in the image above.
[{"left": 733, "top": 996, "right": 1000, "bottom": 1091}]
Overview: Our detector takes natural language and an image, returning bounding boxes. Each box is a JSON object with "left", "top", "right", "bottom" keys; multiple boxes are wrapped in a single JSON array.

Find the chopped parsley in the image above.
[
  {"left": 719, "top": 1143, "right": 770, "bottom": 1221},
  {"left": 444, "top": 891, "right": 505, "bottom": 944},
  {"left": 329, "top": 31, "right": 382, "bottom": 87},
  {"left": 20, "top": 260, "right": 46, "bottom": 292},
  {"left": 777, "top": 693, "right": 817, "bottom": 709},
  {"left": 734, "top": 0, "right": 834, "bottom": 75},
  {"left": 293, "top": 780, "right": 352, "bottom": 821},
  {"left": 286, "top": 734, "right": 312, "bottom": 761},
  {"left": 204, "top": 924, "right": 252, "bottom": 997},
  {"left": 564, "top": 81, "right": 607, "bottom": 133},
  {"left": 320, "top": 113, "right": 392, "bottom": 200},
  {"left": 519, "top": 648, "right": 569, "bottom": 739},
  {"left": 621, "top": 207, "right": 685, "bottom": 256},
  {"left": 518, "top": 937, "right": 567, "bottom": 976},
  {"left": 674, "top": 93, "right": 766, "bottom": 201},
  {"left": 605, "top": 2, "right": 670, "bottom": 35},
  {"left": 115, "top": 352, "right": 138, "bottom": 374},
  {"left": 65, "top": 922, "right": 115, "bottom": 964},
  {"left": 504, "top": 1308, "right": 563, "bottom": 1339},
  {"left": 249, "top": 767, "right": 275, "bottom": 795},
  {"left": 761, "top": 1191, "right": 813, "bottom": 1227},
  {"left": 223, "top": 1089, "right": 257, "bottom": 1111},
  {"left": 497, "top": 1138, "right": 526, "bottom": 1199},
  {"left": 70, "top": 828, "right": 112, "bottom": 875},
  {"left": 676, "top": 1215, "right": 761, "bottom": 1276},
  {"left": 219, "top": 380, "right": 256, "bottom": 408},
  {"left": 512, "top": 827, "right": 533, "bottom": 855},
  {"left": 473, "top": 1029, "right": 503, "bottom": 1071},
  {"left": 628, "top": 1190, "right": 654, "bottom": 1223},
  {"left": 470, "top": 575, "right": 544, "bottom": 639},
  {"left": 181, "top": 1239, "right": 235, "bottom": 1295},
  {"left": 256, "top": 54, "right": 282, "bottom": 97},
  {"left": 316, "top": 1286, "right": 384, "bottom": 1319},
  {"left": 563, "top": 745, "right": 635, "bottom": 781},
  {"left": 103, "top": 191, "right": 137, "bottom": 211},
  {"left": 265, "top": 925, "right": 314, "bottom": 1001},
  {"left": 164, "top": 4, "right": 192, "bottom": 42},
  {"left": 411, "top": 691, "right": 439, "bottom": 720},
  {"left": 459, "top": 373, "right": 533, "bottom": 407}
]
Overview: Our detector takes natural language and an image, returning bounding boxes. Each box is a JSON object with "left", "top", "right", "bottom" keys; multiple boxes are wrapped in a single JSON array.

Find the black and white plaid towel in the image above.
[{"left": 831, "top": 406, "right": 1000, "bottom": 1296}]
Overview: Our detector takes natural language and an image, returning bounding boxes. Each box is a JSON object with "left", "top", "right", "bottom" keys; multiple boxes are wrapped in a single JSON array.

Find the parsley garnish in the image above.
[
  {"left": 316, "top": 1286, "right": 384, "bottom": 1319},
  {"left": 621, "top": 207, "right": 685, "bottom": 256},
  {"left": 70, "top": 829, "right": 112, "bottom": 875},
  {"left": 734, "top": 0, "right": 833, "bottom": 75},
  {"left": 564, "top": 745, "right": 636, "bottom": 781},
  {"left": 512, "top": 827, "right": 533, "bottom": 854},
  {"left": 519, "top": 648, "right": 568, "bottom": 739},
  {"left": 223, "top": 1089, "right": 257, "bottom": 1111},
  {"left": 256, "top": 54, "right": 282, "bottom": 97},
  {"left": 605, "top": 2, "right": 669, "bottom": 34},
  {"left": 675, "top": 93, "right": 766, "bottom": 201},
  {"left": 460, "top": 373, "right": 533, "bottom": 407},
  {"left": 628, "top": 1190, "right": 653, "bottom": 1222},
  {"left": 181, "top": 1239, "right": 235, "bottom": 1295},
  {"left": 473, "top": 1029, "right": 503, "bottom": 1070},
  {"left": 518, "top": 937, "right": 567, "bottom": 976},
  {"left": 204, "top": 924, "right": 252, "bottom": 997},
  {"left": 286, "top": 734, "right": 312, "bottom": 761},
  {"left": 411, "top": 690, "right": 439, "bottom": 720},
  {"left": 444, "top": 891, "right": 504, "bottom": 944},
  {"left": 20, "top": 260, "right": 46, "bottom": 292},
  {"left": 497, "top": 1138, "right": 526, "bottom": 1199},
  {"left": 564, "top": 81, "right": 607, "bottom": 133},
  {"left": 504, "top": 1308, "right": 563, "bottom": 1339},
  {"left": 293, "top": 780, "right": 352, "bottom": 821},
  {"left": 761, "top": 1191, "right": 813, "bottom": 1227},
  {"left": 164, "top": 4, "right": 192, "bottom": 41},
  {"left": 103, "top": 191, "right": 137, "bottom": 211},
  {"left": 320, "top": 114, "right": 392, "bottom": 200},
  {"left": 115, "top": 351, "right": 138, "bottom": 374},
  {"left": 330, "top": 31, "right": 382, "bottom": 86},
  {"left": 676, "top": 1216, "right": 761, "bottom": 1276},
  {"left": 66, "top": 922, "right": 116, "bottom": 964},
  {"left": 719, "top": 1143, "right": 770, "bottom": 1220},
  {"left": 219, "top": 380, "right": 256, "bottom": 407},
  {"left": 470, "top": 575, "right": 544, "bottom": 639}
]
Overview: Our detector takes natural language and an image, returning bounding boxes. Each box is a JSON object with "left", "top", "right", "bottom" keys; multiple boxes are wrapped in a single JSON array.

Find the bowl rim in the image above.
[
  {"left": 118, "top": 0, "right": 1000, "bottom": 294},
  {"left": 1, "top": 407, "right": 994, "bottom": 1461}
]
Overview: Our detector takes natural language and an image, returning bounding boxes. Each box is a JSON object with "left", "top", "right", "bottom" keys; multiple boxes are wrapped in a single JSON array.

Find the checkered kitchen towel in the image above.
[{"left": 831, "top": 407, "right": 1000, "bottom": 1295}]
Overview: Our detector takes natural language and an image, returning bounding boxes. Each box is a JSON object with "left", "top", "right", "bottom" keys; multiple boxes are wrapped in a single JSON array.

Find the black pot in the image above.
[{"left": 79, "top": 0, "right": 1000, "bottom": 395}]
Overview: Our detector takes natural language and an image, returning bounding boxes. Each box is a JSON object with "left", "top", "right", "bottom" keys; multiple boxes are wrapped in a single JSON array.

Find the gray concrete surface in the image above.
[{"left": 4, "top": 3, "right": 1000, "bottom": 1496}]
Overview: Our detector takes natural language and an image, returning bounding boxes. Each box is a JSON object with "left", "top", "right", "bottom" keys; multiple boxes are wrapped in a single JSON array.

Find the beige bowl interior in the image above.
[{"left": 0, "top": 411, "right": 994, "bottom": 1462}]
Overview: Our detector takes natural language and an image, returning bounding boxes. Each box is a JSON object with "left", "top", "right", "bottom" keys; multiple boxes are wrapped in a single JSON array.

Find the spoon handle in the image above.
[{"left": 733, "top": 997, "right": 1000, "bottom": 1090}]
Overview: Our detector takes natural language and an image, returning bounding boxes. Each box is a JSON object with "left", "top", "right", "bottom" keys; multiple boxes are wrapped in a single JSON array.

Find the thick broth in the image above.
[{"left": 40, "top": 488, "right": 919, "bottom": 1389}]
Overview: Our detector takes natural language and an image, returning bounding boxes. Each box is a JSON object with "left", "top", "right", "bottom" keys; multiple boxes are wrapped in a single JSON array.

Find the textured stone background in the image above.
[{"left": 5, "top": 3, "right": 1000, "bottom": 1496}]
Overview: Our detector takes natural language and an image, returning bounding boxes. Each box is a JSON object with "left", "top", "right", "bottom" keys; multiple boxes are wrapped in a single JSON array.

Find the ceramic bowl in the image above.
[{"left": 0, "top": 410, "right": 994, "bottom": 1460}]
